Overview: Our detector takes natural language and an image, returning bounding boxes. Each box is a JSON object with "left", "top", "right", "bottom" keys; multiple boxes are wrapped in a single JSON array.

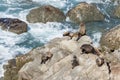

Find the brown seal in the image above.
[
  {"left": 96, "top": 57, "right": 104, "bottom": 67},
  {"left": 62, "top": 23, "right": 86, "bottom": 41},
  {"left": 79, "top": 22, "right": 86, "bottom": 36},
  {"left": 63, "top": 31, "right": 70, "bottom": 36},
  {"left": 71, "top": 55, "right": 79, "bottom": 69},
  {"left": 41, "top": 52, "right": 53, "bottom": 64},
  {"left": 80, "top": 44, "right": 100, "bottom": 56}
]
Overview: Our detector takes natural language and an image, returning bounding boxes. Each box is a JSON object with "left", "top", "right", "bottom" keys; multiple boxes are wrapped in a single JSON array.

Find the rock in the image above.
[
  {"left": 100, "top": 24, "right": 120, "bottom": 52},
  {"left": 15, "top": 36, "right": 109, "bottom": 80},
  {"left": 27, "top": 5, "right": 66, "bottom": 23},
  {"left": 66, "top": 2, "right": 104, "bottom": 23},
  {"left": 103, "top": 49, "right": 120, "bottom": 64},
  {"left": 60, "top": 39, "right": 79, "bottom": 52},
  {"left": 113, "top": 5, "right": 120, "bottom": 18},
  {"left": 78, "top": 35, "right": 93, "bottom": 46},
  {"left": 4, "top": 35, "right": 120, "bottom": 80},
  {"left": 3, "top": 52, "right": 33, "bottom": 80},
  {"left": 0, "top": 18, "right": 27, "bottom": 34},
  {"left": 110, "top": 63, "right": 120, "bottom": 80}
]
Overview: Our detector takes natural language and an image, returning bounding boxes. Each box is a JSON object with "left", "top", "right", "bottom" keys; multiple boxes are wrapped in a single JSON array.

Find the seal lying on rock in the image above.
[
  {"left": 96, "top": 57, "right": 104, "bottom": 67},
  {"left": 63, "top": 31, "right": 70, "bottom": 36},
  {"left": 80, "top": 44, "right": 100, "bottom": 56},
  {"left": 71, "top": 55, "right": 79, "bottom": 69},
  {"left": 41, "top": 52, "right": 53, "bottom": 64},
  {"left": 80, "top": 44, "right": 105, "bottom": 67},
  {"left": 63, "top": 31, "right": 80, "bottom": 40}
]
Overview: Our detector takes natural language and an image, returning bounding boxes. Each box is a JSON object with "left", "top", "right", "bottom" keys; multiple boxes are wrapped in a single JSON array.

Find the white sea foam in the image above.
[
  {"left": 28, "top": 22, "right": 73, "bottom": 43},
  {"left": 0, "top": 30, "right": 31, "bottom": 76},
  {"left": 92, "top": 32, "right": 102, "bottom": 47}
]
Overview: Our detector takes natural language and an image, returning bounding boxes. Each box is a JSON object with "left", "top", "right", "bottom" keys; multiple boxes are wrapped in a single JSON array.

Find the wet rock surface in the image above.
[
  {"left": 0, "top": 18, "right": 27, "bottom": 34},
  {"left": 27, "top": 5, "right": 66, "bottom": 23}
]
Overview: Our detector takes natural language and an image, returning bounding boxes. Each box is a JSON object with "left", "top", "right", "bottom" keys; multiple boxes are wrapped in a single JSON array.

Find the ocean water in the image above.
[{"left": 0, "top": 0, "right": 120, "bottom": 77}]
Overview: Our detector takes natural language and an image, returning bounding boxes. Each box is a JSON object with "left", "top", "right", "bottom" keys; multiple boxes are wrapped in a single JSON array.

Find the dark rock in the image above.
[
  {"left": 66, "top": 2, "right": 104, "bottom": 23},
  {"left": 27, "top": 5, "right": 66, "bottom": 23},
  {"left": 0, "top": 18, "right": 27, "bottom": 34}
]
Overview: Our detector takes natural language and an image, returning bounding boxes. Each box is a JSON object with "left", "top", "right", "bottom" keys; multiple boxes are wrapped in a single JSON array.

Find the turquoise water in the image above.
[{"left": 0, "top": 0, "right": 120, "bottom": 77}]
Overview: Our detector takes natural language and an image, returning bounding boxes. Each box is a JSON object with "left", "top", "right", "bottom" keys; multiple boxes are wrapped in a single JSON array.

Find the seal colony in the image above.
[
  {"left": 63, "top": 22, "right": 105, "bottom": 68},
  {"left": 63, "top": 22, "right": 86, "bottom": 41},
  {"left": 39, "top": 22, "right": 105, "bottom": 69},
  {"left": 9, "top": 22, "right": 117, "bottom": 80}
]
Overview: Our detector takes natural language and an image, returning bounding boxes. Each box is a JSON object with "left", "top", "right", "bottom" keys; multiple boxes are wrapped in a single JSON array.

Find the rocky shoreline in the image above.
[
  {"left": 0, "top": 1, "right": 120, "bottom": 80},
  {"left": 3, "top": 23, "right": 120, "bottom": 80}
]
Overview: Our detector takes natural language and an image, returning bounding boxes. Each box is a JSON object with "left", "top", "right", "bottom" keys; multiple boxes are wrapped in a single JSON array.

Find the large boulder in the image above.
[
  {"left": 66, "top": 2, "right": 104, "bottom": 23},
  {"left": 27, "top": 5, "right": 66, "bottom": 23},
  {"left": 100, "top": 24, "right": 120, "bottom": 52},
  {"left": 0, "top": 18, "right": 27, "bottom": 34}
]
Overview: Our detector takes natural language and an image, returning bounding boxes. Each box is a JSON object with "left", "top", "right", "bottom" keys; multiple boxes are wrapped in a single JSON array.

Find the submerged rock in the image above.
[
  {"left": 27, "top": 5, "right": 66, "bottom": 23},
  {"left": 0, "top": 18, "right": 27, "bottom": 34},
  {"left": 66, "top": 2, "right": 104, "bottom": 23},
  {"left": 100, "top": 24, "right": 120, "bottom": 52}
]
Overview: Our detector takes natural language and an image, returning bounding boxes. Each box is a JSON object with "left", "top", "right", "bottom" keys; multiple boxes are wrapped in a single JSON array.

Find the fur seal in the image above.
[
  {"left": 41, "top": 52, "right": 53, "bottom": 64},
  {"left": 79, "top": 22, "right": 86, "bottom": 36},
  {"left": 62, "top": 23, "right": 86, "bottom": 41},
  {"left": 96, "top": 57, "right": 104, "bottom": 67},
  {"left": 80, "top": 44, "right": 100, "bottom": 56},
  {"left": 70, "top": 32, "right": 82, "bottom": 41},
  {"left": 72, "top": 22, "right": 86, "bottom": 41},
  {"left": 63, "top": 31, "right": 81, "bottom": 41},
  {"left": 63, "top": 31, "right": 70, "bottom": 36},
  {"left": 71, "top": 55, "right": 79, "bottom": 69}
]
